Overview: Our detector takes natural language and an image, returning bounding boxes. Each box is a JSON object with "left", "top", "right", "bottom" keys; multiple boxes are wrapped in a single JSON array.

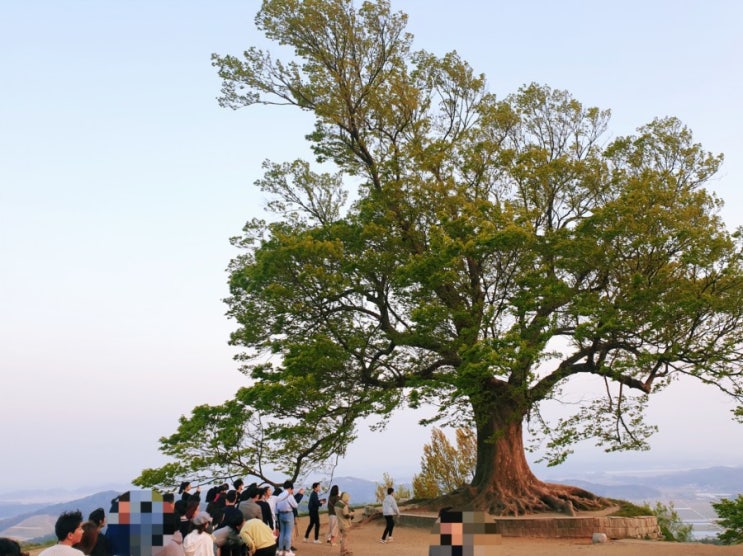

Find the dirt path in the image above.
[{"left": 292, "top": 514, "right": 741, "bottom": 556}]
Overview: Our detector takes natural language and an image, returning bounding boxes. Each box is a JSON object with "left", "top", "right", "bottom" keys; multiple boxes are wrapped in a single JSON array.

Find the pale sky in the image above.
[{"left": 2, "top": 1, "right": 742, "bottom": 493}]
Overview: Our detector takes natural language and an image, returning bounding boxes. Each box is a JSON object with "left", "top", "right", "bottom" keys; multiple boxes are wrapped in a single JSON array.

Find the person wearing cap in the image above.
[{"left": 182, "top": 512, "right": 215, "bottom": 556}]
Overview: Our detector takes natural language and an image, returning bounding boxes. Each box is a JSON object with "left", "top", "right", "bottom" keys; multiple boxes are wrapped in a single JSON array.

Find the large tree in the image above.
[{"left": 149, "top": 0, "right": 743, "bottom": 514}]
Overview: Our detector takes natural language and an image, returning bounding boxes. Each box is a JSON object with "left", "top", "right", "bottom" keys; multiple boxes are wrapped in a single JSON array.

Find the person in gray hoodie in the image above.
[{"left": 380, "top": 487, "right": 400, "bottom": 543}]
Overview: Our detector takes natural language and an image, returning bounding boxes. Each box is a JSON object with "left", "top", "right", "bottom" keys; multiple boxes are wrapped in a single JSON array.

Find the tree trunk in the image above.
[{"left": 444, "top": 395, "right": 610, "bottom": 515}]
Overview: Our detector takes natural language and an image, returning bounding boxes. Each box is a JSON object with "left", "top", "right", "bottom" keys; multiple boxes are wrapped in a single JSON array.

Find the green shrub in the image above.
[
  {"left": 611, "top": 499, "right": 692, "bottom": 541},
  {"left": 609, "top": 499, "right": 652, "bottom": 517},
  {"left": 712, "top": 494, "right": 743, "bottom": 545},
  {"left": 651, "top": 501, "right": 693, "bottom": 542}
]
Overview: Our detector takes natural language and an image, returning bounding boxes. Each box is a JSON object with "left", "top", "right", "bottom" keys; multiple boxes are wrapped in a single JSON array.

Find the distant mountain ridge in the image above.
[
  {"left": 1, "top": 467, "right": 741, "bottom": 542},
  {"left": 0, "top": 490, "right": 119, "bottom": 542},
  {"left": 551, "top": 465, "right": 743, "bottom": 500}
]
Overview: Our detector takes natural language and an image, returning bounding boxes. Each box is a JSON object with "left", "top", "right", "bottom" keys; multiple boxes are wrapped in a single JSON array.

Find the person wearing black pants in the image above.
[
  {"left": 380, "top": 487, "right": 400, "bottom": 543},
  {"left": 303, "top": 482, "right": 326, "bottom": 543}
]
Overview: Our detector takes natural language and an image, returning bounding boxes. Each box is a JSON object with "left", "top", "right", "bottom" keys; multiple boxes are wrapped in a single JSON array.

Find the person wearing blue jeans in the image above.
[{"left": 275, "top": 481, "right": 298, "bottom": 556}]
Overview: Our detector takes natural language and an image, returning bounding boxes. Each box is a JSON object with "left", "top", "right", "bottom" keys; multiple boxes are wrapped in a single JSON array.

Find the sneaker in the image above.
[
  {"left": 313, "top": 540, "right": 321, "bottom": 544},
  {"left": 380, "top": 539, "right": 386, "bottom": 543},
  {"left": 387, "top": 537, "right": 393, "bottom": 542},
  {"left": 285, "top": 552, "right": 296, "bottom": 556},
  {"left": 302, "top": 538, "right": 308, "bottom": 543}
]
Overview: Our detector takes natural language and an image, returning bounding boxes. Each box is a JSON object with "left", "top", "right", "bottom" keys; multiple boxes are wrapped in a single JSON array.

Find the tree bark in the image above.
[{"left": 443, "top": 392, "right": 611, "bottom": 515}]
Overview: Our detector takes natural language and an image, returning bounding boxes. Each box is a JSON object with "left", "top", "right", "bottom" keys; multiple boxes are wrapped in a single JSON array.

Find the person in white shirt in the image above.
[
  {"left": 39, "top": 511, "right": 85, "bottom": 556},
  {"left": 262, "top": 485, "right": 278, "bottom": 534},
  {"left": 274, "top": 481, "right": 298, "bottom": 556},
  {"left": 182, "top": 512, "right": 215, "bottom": 556},
  {"left": 380, "top": 487, "right": 400, "bottom": 543}
]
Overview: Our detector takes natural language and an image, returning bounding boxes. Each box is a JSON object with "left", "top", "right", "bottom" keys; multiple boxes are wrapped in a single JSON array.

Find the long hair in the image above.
[
  {"left": 75, "top": 522, "right": 99, "bottom": 555},
  {"left": 88, "top": 508, "right": 105, "bottom": 527},
  {"left": 185, "top": 500, "right": 200, "bottom": 520}
]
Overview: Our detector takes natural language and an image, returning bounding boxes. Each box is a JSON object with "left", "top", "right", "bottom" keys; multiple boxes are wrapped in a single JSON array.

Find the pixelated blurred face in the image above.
[{"left": 440, "top": 521, "right": 463, "bottom": 545}]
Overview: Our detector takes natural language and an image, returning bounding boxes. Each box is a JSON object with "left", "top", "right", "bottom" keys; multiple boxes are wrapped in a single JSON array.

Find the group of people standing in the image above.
[
  {"left": 299, "top": 483, "right": 356, "bottom": 556},
  {"left": 0, "top": 481, "right": 400, "bottom": 556},
  {"left": 173, "top": 477, "right": 284, "bottom": 556},
  {"left": 302, "top": 483, "right": 401, "bottom": 554},
  {"left": 174, "top": 478, "right": 359, "bottom": 556}
]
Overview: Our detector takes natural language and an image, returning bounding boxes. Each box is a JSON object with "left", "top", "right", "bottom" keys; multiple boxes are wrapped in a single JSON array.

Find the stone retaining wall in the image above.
[
  {"left": 490, "top": 515, "right": 660, "bottom": 539},
  {"left": 397, "top": 513, "right": 661, "bottom": 540}
]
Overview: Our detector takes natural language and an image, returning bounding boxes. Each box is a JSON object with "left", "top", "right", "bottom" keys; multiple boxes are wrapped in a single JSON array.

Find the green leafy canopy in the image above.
[{"left": 136, "top": 0, "right": 743, "bottom": 491}]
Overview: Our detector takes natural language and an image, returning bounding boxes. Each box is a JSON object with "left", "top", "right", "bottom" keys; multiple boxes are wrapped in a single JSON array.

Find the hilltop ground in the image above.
[
  {"left": 321, "top": 513, "right": 740, "bottom": 556},
  {"left": 293, "top": 512, "right": 741, "bottom": 555},
  {"left": 27, "top": 513, "right": 741, "bottom": 555}
]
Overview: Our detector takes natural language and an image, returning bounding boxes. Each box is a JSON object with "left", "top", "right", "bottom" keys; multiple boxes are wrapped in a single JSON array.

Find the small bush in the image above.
[
  {"left": 608, "top": 499, "right": 652, "bottom": 517},
  {"left": 650, "top": 501, "right": 693, "bottom": 542},
  {"left": 712, "top": 494, "right": 743, "bottom": 545},
  {"left": 608, "top": 499, "right": 692, "bottom": 541}
]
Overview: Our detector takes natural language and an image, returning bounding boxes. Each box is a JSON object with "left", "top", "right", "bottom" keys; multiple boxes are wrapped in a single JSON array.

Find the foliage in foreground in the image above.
[{"left": 713, "top": 494, "right": 743, "bottom": 545}]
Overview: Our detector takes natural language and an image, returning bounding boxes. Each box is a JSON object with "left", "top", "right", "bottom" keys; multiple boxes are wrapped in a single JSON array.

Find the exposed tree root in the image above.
[{"left": 423, "top": 480, "right": 612, "bottom": 517}]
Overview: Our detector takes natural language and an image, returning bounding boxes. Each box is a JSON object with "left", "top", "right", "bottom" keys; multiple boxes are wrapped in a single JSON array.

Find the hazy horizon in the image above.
[{"left": 2, "top": 458, "right": 742, "bottom": 501}]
